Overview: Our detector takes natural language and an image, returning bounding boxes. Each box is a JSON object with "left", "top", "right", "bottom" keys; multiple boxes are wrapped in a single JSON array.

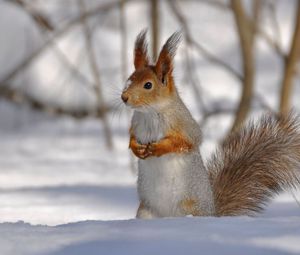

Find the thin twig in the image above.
[
  {"left": 168, "top": 0, "right": 243, "bottom": 81},
  {"left": 120, "top": 0, "right": 128, "bottom": 81},
  {"left": 183, "top": 44, "right": 207, "bottom": 114},
  {"left": 181, "top": 0, "right": 229, "bottom": 10},
  {"left": 79, "top": 0, "right": 113, "bottom": 149},
  {"left": 0, "top": 85, "right": 113, "bottom": 118},
  {"left": 200, "top": 107, "right": 235, "bottom": 128},
  {"left": 1, "top": 0, "right": 134, "bottom": 85},
  {"left": 12, "top": 0, "right": 98, "bottom": 91},
  {"left": 119, "top": 0, "right": 136, "bottom": 174},
  {"left": 264, "top": 0, "right": 285, "bottom": 57},
  {"left": 11, "top": 0, "right": 54, "bottom": 31}
]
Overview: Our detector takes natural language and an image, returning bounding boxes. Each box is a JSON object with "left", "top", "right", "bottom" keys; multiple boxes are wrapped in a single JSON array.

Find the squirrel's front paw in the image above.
[
  {"left": 131, "top": 143, "right": 151, "bottom": 159},
  {"left": 147, "top": 143, "right": 161, "bottom": 157}
]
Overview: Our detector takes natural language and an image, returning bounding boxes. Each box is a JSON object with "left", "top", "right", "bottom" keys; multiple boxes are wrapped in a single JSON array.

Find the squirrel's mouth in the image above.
[{"left": 122, "top": 102, "right": 152, "bottom": 113}]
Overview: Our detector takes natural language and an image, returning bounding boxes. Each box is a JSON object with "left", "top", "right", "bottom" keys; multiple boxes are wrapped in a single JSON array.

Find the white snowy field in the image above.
[
  {"left": 0, "top": 118, "right": 300, "bottom": 255},
  {"left": 0, "top": 118, "right": 136, "bottom": 225},
  {"left": 1, "top": 217, "right": 300, "bottom": 255}
]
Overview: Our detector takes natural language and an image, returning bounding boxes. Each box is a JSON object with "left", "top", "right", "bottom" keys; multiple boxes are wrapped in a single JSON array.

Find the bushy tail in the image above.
[{"left": 208, "top": 113, "right": 300, "bottom": 216}]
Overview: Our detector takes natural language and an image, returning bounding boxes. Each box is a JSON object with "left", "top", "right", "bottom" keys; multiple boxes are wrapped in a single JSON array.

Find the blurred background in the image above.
[{"left": 0, "top": 0, "right": 299, "bottom": 225}]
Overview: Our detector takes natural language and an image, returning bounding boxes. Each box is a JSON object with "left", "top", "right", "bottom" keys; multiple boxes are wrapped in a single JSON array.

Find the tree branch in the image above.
[
  {"left": 168, "top": 0, "right": 243, "bottom": 82},
  {"left": 10, "top": 0, "right": 54, "bottom": 31},
  {"left": 279, "top": 1, "right": 300, "bottom": 114},
  {"left": 0, "top": 85, "right": 113, "bottom": 119},
  {"left": 79, "top": 0, "right": 113, "bottom": 149},
  {"left": 181, "top": 0, "right": 229, "bottom": 10},
  {"left": 150, "top": 0, "right": 160, "bottom": 61},
  {"left": 229, "top": 0, "right": 258, "bottom": 132},
  {"left": 1, "top": 0, "right": 134, "bottom": 85}
]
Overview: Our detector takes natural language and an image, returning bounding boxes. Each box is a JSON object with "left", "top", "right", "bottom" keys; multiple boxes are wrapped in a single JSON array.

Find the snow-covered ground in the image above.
[
  {"left": 0, "top": 118, "right": 299, "bottom": 255},
  {"left": 0, "top": 118, "right": 136, "bottom": 225},
  {"left": 1, "top": 216, "right": 300, "bottom": 255}
]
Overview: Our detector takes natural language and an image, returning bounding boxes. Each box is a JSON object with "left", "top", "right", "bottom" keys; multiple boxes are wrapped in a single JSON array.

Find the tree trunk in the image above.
[
  {"left": 279, "top": 1, "right": 300, "bottom": 115},
  {"left": 150, "top": 0, "right": 159, "bottom": 61},
  {"left": 230, "top": 0, "right": 258, "bottom": 132}
]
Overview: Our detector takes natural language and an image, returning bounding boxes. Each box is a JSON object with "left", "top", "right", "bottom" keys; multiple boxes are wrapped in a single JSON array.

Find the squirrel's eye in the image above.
[{"left": 143, "top": 82, "right": 152, "bottom": 90}]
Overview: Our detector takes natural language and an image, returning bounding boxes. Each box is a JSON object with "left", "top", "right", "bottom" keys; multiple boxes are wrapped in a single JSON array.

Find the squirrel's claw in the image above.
[
  {"left": 147, "top": 143, "right": 158, "bottom": 157},
  {"left": 131, "top": 143, "right": 151, "bottom": 160}
]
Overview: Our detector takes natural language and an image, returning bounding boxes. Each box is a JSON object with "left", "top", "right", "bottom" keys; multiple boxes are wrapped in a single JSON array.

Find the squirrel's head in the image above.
[{"left": 121, "top": 29, "right": 181, "bottom": 111}]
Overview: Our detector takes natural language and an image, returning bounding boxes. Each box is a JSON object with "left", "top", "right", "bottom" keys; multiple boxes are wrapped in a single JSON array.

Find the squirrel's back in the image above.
[{"left": 208, "top": 113, "right": 300, "bottom": 216}]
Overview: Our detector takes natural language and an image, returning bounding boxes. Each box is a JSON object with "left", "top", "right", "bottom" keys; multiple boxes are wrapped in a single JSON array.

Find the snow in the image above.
[
  {"left": 0, "top": 0, "right": 300, "bottom": 254},
  {"left": 1, "top": 216, "right": 300, "bottom": 255},
  {"left": 0, "top": 118, "right": 299, "bottom": 255},
  {"left": 0, "top": 119, "right": 136, "bottom": 225}
]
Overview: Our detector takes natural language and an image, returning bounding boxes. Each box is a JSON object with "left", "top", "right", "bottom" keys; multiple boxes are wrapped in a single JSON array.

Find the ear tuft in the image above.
[
  {"left": 161, "top": 31, "right": 182, "bottom": 61},
  {"left": 134, "top": 29, "right": 149, "bottom": 70},
  {"left": 155, "top": 31, "right": 182, "bottom": 82}
]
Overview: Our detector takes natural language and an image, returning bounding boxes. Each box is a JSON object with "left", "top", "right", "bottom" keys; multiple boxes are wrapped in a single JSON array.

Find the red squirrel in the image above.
[{"left": 121, "top": 30, "right": 300, "bottom": 218}]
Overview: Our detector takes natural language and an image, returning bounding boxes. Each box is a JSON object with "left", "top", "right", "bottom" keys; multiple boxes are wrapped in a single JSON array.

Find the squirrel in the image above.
[{"left": 121, "top": 29, "right": 300, "bottom": 219}]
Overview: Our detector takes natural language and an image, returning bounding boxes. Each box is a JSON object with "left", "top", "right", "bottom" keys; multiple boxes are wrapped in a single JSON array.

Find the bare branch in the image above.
[
  {"left": 1, "top": 0, "right": 134, "bottom": 85},
  {"left": 119, "top": 0, "right": 128, "bottom": 81},
  {"left": 264, "top": 0, "right": 285, "bottom": 57},
  {"left": 52, "top": 43, "right": 95, "bottom": 90},
  {"left": 229, "top": 0, "right": 258, "bottom": 132},
  {"left": 150, "top": 0, "right": 160, "bottom": 61},
  {"left": 200, "top": 93, "right": 273, "bottom": 128},
  {"left": 119, "top": 0, "right": 136, "bottom": 173},
  {"left": 0, "top": 85, "right": 113, "bottom": 119},
  {"left": 200, "top": 107, "right": 235, "bottom": 128},
  {"left": 11, "top": 0, "right": 54, "bottom": 31},
  {"left": 79, "top": 0, "right": 113, "bottom": 149},
  {"left": 182, "top": 44, "right": 207, "bottom": 115},
  {"left": 279, "top": 1, "right": 300, "bottom": 114},
  {"left": 257, "top": 26, "right": 286, "bottom": 57},
  {"left": 11, "top": 0, "right": 98, "bottom": 91},
  {"left": 181, "top": 0, "right": 229, "bottom": 10},
  {"left": 168, "top": 0, "right": 243, "bottom": 81}
]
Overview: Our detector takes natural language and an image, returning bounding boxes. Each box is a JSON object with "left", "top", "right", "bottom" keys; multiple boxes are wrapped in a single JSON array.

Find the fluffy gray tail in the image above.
[{"left": 208, "top": 113, "right": 300, "bottom": 216}]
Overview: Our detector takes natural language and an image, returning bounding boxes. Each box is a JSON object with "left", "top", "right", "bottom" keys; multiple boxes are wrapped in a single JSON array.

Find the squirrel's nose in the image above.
[{"left": 121, "top": 94, "right": 129, "bottom": 103}]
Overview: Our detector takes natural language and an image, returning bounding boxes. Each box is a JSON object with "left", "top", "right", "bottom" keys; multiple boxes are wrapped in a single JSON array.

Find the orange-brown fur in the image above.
[
  {"left": 136, "top": 201, "right": 145, "bottom": 214},
  {"left": 134, "top": 30, "right": 149, "bottom": 69},
  {"left": 124, "top": 30, "right": 300, "bottom": 219},
  {"left": 129, "top": 129, "right": 193, "bottom": 159},
  {"left": 122, "top": 30, "right": 179, "bottom": 110},
  {"left": 129, "top": 133, "right": 149, "bottom": 159},
  {"left": 147, "top": 131, "right": 193, "bottom": 157},
  {"left": 179, "top": 198, "right": 200, "bottom": 216},
  {"left": 136, "top": 201, "right": 148, "bottom": 218},
  {"left": 122, "top": 67, "right": 175, "bottom": 108},
  {"left": 125, "top": 30, "right": 189, "bottom": 159}
]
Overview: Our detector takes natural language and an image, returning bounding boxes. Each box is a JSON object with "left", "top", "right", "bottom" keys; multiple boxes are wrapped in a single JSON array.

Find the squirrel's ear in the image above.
[
  {"left": 155, "top": 31, "right": 182, "bottom": 84},
  {"left": 134, "top": 29, "right": 149, "bottom": 70}
]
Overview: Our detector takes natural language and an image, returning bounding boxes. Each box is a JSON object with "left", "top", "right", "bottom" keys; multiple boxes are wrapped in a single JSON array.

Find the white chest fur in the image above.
[
  {"left": 132, "top": 111, "right": 188, "bottom": 216},
  {"left": 132, "top": 111, "right": 166, "bottom": 144}
]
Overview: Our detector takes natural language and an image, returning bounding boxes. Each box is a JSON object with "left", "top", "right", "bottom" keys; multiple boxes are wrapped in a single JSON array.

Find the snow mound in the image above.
[{"left": 1, "top": 217, "right": 300, "bottom": 255}]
